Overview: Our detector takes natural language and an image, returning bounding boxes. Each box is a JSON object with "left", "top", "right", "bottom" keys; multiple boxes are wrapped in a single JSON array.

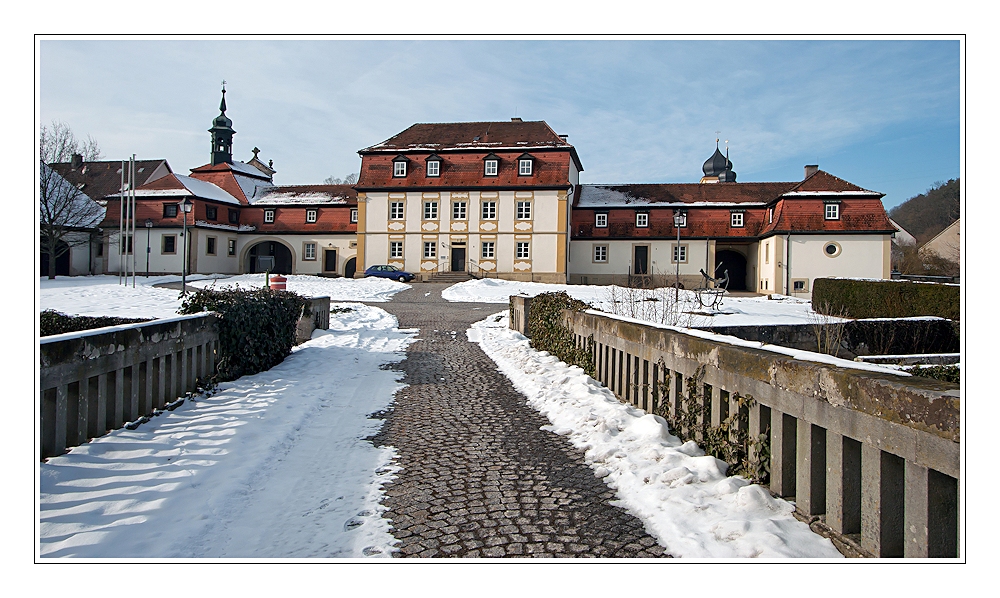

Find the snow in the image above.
[
  {"left": 253, "top": 191, "right": 350, "bottom": 205},
  {"left": 175, "top": 175, "right": 243, "bottom": 205},
  {"left": 469, "top": 312, "right": 843, "bottom": 558},
  {"left": 576, "top": 185, "right": 767, "bottom": 208},
  {"left": 233, "top": 173, "right": 274, "bottom": 202},
  {"left": 187, "top": 274, "right": 409, "bottom": 302},
  {"left": 39, "top": 303, "right": 416, "bottom": 558}
]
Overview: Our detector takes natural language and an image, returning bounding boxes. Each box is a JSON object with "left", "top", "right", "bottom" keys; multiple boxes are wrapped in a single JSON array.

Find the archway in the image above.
[
  {"left": 245, "top": 240, "right": 293, "bottom": 274},
  {"left": 344, "top": 257, "right": 357, "bottom": 279},
  {"left": 714, "top": 249, "right": 748, "bottom": 291}
]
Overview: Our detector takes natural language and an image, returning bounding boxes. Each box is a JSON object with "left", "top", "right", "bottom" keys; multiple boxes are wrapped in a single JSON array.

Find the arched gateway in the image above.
[{"left": 245, "top": 240, "right": 293, "bottom": 274}]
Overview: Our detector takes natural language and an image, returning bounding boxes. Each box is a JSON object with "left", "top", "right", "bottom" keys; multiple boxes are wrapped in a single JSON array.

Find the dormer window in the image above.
[
  {"left": 596, "top": 213, "right": 608, "bottom": 228},
  {"left": 484, "top": 154, "right": 499, "bottom": 177},
  {"left": 518, "top": 153, "right": 534, "bottom": 176},
  {"left": 636, "top": 212, "right": 648, "bottom": 228},
  {"left": 392, "top": 155, "right": 408, "bottom": 177},
  {"left": 306, "top": 209, "right": 317, "bottom": 223},
  {"left": 825, "top": 202, "right": 840, "bottom": 220},
  {"left": 264, "top": 209, "right": 274, "bottom": 223},
  {"left": 731, "top": 211, "right": 744, "bottom": 228},
  {"left": 426, "top": 154, "right": 441, "bottom": 177}
]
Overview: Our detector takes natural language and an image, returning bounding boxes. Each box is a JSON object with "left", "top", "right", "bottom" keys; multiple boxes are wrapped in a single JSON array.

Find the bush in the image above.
[
  {"left": 40, "top": 309, "right": 152, "bottom": 337},
  {"left": 903, "top": 364, "right": 961, "bottom": 384},
  {"left": 812, "top": 278, "right": 959, "bottom": 320},
  {"left": 179, "top": 287, "right": 308, "bottom": 381},
  {"left": 525, "top": 292, "right": 596, "bottom": 378}
]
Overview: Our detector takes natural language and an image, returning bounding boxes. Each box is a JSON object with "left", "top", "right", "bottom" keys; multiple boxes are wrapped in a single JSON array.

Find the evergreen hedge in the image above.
[
  {"left": 40, "top": 310, "right": 152, "bottom": 337},
  {"left": 812, "top": 278, "right": 960, "bottom": 320},
  {"left": 525, "top": 292, "right": 596, "bottom": 378},
  {"left": 179, "top": 287, "right": 308, "bottom": 381}
]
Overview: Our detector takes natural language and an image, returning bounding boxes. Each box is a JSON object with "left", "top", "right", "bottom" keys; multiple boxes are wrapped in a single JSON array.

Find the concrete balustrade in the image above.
[{"left": 510, "top": 299, "right": 961, "bottom": 558}]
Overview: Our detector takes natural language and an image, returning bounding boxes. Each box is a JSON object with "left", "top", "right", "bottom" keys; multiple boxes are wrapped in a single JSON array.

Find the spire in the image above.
[
  {"left": 209, "top": 82, "right": 236, "bottom": 165},
  {"left": 220, "top": 80, "right": 227, "bottom": 113}
]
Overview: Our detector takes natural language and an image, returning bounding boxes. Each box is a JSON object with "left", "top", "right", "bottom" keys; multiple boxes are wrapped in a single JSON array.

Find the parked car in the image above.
[{"left": 364, "top": 264, "right": 415, "bottom": 282}]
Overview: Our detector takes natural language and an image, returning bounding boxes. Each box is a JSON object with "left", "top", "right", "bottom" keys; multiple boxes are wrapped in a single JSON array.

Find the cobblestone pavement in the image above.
[{"left": 368, "top": 284, "right": 668, "bottom": 558}]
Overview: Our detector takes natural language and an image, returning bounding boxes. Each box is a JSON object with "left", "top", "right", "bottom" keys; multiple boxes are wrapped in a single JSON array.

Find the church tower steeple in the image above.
[{"left": 209, "top": 82, "right": 236, "bottom": 165}]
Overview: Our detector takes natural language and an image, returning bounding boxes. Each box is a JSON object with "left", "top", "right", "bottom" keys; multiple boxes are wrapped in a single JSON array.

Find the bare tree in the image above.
[
  {"left": 39, "top": 122, "right": 105, "bottom": 278},
  {"left": 324, "top": 172, "right": 358, "bottom": 185}
]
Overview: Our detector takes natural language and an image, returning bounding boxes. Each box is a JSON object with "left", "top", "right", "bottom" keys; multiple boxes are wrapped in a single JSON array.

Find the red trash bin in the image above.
[{"left": 269, "top": 275, "right": 287, "bottom": 291}]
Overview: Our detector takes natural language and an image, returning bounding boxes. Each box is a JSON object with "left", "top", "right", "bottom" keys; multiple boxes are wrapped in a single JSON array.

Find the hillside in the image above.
[{"left": 887, "top": 179, "right": 960, "bottom": 244}]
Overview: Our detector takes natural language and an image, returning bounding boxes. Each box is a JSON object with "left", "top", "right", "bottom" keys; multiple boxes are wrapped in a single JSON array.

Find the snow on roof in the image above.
[
  {"left": 781, "top": 191, "right": 882, "bottom": 197},
  {"left": 576, "top": 185, "right": 765, "bottom": 208},
  {"left": 234, "top": 174, "right": 274, "bottom": 203},
  {"left": 229, "top": 160, "right": 273, "bottom": 178},
  {"left": 195, "top": 220, "right": 257, "bottom": 232},
  {"left": 174, "top": 175, "right": 242, "bottom": 205},
  {"left": 253, "top": 192, "right": 350, "bottom": 206}
]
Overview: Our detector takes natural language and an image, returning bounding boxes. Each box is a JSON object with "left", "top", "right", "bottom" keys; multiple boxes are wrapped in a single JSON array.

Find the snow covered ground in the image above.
[
  {"left": 469, "top": 312, "right": 843, "bottom": 558},
  {"left": 39, "top": 303, "right": 415, "bottom": 558}
]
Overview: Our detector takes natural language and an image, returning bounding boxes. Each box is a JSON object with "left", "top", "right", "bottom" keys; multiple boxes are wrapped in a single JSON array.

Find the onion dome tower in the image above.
[
  {"left": 209, "top": 83, "right": 236, "bottom": 165},
  {"left": 700, "top": 139, "right": 737, "bottom": 183}
]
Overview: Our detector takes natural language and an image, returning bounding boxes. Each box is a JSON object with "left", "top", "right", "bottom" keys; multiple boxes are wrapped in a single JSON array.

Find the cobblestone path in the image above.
[{"left": 368, "top": 284, "right": 668, "bottom": 558}]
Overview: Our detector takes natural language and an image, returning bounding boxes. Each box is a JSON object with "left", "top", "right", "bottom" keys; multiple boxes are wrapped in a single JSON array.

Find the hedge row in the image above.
[
  {"left": 40, "top": 310, "right": 152, "bottom": 337},
  {"left": 812, "top": 278, "right": 960, "bottom": 320}
]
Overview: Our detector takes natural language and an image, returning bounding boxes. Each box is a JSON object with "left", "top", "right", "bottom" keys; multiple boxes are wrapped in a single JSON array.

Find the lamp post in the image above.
[
  {"left": 181, "top": 198, "right": 193, "bottom": 295},
  {"left": 145, "top": 219, "right": 152, "bottom": 277},
  {"left": 673, "top": 209, "right": 685, "bottom": 302}
]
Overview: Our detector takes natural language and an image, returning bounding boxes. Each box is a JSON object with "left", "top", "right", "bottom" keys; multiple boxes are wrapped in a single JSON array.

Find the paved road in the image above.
[{"left": 368, "top": 284, "right": 668, "bottom": 558}]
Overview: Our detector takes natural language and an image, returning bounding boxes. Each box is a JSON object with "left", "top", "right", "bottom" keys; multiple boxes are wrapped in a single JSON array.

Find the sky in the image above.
[{"left": 38, "top": 38, "right": 960, "bottom": 211}]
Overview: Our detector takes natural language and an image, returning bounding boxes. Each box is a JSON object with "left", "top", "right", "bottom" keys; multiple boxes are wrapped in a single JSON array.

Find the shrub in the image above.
[
  {"left": 179, "top": 287, "right": 308, "bottom": 381},
  {"left": 812, "top": 278, "right": 959, "bottom": 320},
  {"left": 525, "top": 292, "right": 596, "bottom": 378},
  {"left": 903, "top": 364, "right": 961, "bottom": 384},
  {"left": 40, "top": 309, "right": 152, "bottom": 337}
]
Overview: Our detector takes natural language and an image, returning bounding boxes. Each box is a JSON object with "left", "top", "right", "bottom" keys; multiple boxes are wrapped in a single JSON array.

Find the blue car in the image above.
[{"left": 364, "top": 264, "right": 415, "bottom": 282}]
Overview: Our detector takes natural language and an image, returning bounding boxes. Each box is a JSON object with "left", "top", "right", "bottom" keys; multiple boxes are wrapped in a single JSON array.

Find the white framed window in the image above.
[
  {"left": 350, "top": 208, "right": 358, "bottom": 223},
  {"left": 731, "top": 212, "right": 744, "bottom": 227},
  {"left": 516, "top": 201, "right": 532, "bottom": 220},
  {"left": 765, "top": 242, "right": 770, "bottom": 264},
  {"left": 596, "top": 213, "right": 608, "bottom": 228},
  {"left": 825, "top": 203, "right": 840, "bottom": 220},
  {"left": 518, "top": 159, "right": 532, "bottom": 176},
  {"left": 389, "top": 241, "right": 404, "bottom": 259},
  {"left": 306, "top": 209, "right": 317, "bottom": 223},
  {"left": 423, "top": 201, "right": 438, "bottom": 220},
  {"left": 672, "top": 244, "right": 688, "bottom": 263},
  {"left": 453, "top": 201, "right": 467, "bottom": 220},
  {"left": 426, "top": 160, "right": 440, "bottom": 177},
  {"left": 304, "top": 242, "right": 317, "bottom": 260},
  {"left": 593, "top": 245, "right": 608, "bottom": 263},
  {"left": 675, "top": 211, "right": 687, "bottom": 227},
  {"left": 227, "top": 238, "right": 236, "bottom": 256},
  {"left": 516, "top": 242, "right": 530, "bottom": 259},
  {"left": 768, "top": 207, "right": 774, "bottom": 223},
  {"left": 636, "top": 212, "right": 648, "bottom": 227},
  {"left": 484, "top": 159, "right": 498, "bottom": 176},
  {"left": 393, "top": 161, "right": 407, "bottom": 177},
  {"left": 481, "top": 241, "right": 495, "bottom": 259},
  {"left": 264, "top": 209, "right": 274, "bottom": 223},
  {"left": 390, "top": 202, "right": 404, "bottom": 220},
  {"left": 482, "top": 201, "right": 497, "bottom": 220},
  {"left": 792, "top": 279, "right": 808, "bottom": 292},
  {"left": 423, "top": 241, "right": 437, "bottom": 258}
]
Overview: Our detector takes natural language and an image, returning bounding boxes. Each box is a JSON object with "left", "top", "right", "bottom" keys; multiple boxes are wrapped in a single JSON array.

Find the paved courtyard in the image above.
[{"left": 368, "top": 283, "right": 668, "bottom": 558}]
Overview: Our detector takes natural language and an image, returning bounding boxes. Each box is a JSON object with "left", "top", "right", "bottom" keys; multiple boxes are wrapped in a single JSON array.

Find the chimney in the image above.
[
  {"left": 558, "top": 134, "right": 568, "bottom": 142},
  {"left": 804, "top": 164, "right": 819, "bottom": 179},
  {"left": 511, "top": 117, "right": 522, "bottom": 122},
  {"left": 71, "top": 153, "right": 83, "bottom": 169}
]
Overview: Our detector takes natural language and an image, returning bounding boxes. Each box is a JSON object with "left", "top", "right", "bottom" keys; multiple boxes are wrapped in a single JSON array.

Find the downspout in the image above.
[{"left": 785, "top": 233, "right": 791, "bottom": 295}]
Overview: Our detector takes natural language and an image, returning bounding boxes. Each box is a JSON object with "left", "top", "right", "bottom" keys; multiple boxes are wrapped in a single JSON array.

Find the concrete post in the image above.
[
  {"left": 903, "top": 461, "right": 929, "bottom": 558},
  {"left": 112, "top": 368, "right": 124, "bottom": 430},
  {"left": 128, "top": 366, "right": 139, "bottom": 423},
  {"left": 927, "top": 469, "right": 959, "bottom": 558},
  {"left": 826, "top": 431, "right": 862, "bottom": 535},
  {"left": 77, "top": 378, "right": 91, "bottom": 445},
  {"left": 770, "top": 411, "right": 797, "bottom": 498},
  {"left": 93, "top": 373, "right": 108, "bottom": 437},
  {"left": 641, "top": 359, "right": 649, "bottom": 411},
  {"left": 862, "top": 444, "right": 905, "bottom": 557},
  {"left": 54, "top": 384, "right": 69, "bottom": 456},
  {"left": 155, "top": 356, "right": 166, "bottom": 410},
  {"left": 796, "top": 423, "right": 827, "bottom": 516}
]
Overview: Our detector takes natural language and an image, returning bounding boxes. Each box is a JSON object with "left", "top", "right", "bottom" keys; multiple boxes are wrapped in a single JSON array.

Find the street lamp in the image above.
[
  {"left": 145, "top": 219, "right": 153, "bottom": 277},
  {"left": 181, "top": 198, "right": 193, "bottom": 295},
  {"left": 673, "top": 209, "right": 685, "bottom": 302}
]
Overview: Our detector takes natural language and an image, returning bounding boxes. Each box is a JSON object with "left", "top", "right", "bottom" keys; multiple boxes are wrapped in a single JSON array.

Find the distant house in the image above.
[
  {"left": 889, "top": 218, "right": 917, "bottom": 246},
  {"left": 39, "top": 163, "right": 107, "bottom": 276},
  {"left": 919, "top": 218, "right": 960, "bottom": 264}
]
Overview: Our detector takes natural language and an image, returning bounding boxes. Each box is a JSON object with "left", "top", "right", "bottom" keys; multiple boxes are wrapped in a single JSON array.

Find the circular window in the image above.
[{"left": 824, "top": 241, "right": 842, "bottom": 258}]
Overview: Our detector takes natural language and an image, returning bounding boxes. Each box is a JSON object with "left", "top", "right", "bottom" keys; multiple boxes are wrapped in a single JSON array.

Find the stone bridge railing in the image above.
[{"left": 508, "top": 296, "right": 960, "bottom": 558}]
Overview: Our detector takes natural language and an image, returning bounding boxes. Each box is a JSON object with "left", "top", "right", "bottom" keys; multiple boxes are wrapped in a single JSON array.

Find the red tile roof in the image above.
[
  {"left": 360, "top": 121, "right": 569, "bottom": 152},
  {"left": 357, "top": 150, "right": 574, "bottom": 190},
  {"left": 49, "top": 159, "right": 171, "bottom": 202}
]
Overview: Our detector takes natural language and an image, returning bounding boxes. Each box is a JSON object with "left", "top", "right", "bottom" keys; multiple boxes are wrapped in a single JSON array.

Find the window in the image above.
[
  {"left": 516, "top": 242, "right": 530, "bottom": 259},
  {"left": 484, "top": 159, "right": 498, "bottom": 176},
  {"left": 594, "top": 245, "right": 608, "bottom": 262},
  {"left": 765, "top": 242, "right": 770, "bottom": 264},
  {"left": 206, "top": 206, "right": 218, "bottom": 220},
  {"left": 162, "top": 235, "right": 177, "bottom": 254},
  {"left": 264, "top": 209, "right": 275, "bottom": 223},
  {"left": 481, "top": 241, "right": 495, "bottom": 259},
  {"left": 390, "top": 241, "right": 404, "bottom": 259},
  {"left": 516, "top": 201, "right": 531, "bottom": 220},
  {"left": 304, "top": 242, "right": 317, "bottom": 260},
  {"left": 518, "top": 159, "right": 532, "bottom": 176},
  {"left": 824, "top": 241, "right": 842, "bottom": 257},
  {"left": 596, "top": 213, "right": 608, "bottom": 228},
  {"left": 675, "top": 211, "right": 688, "bottom": 227},
  {"left": 792, "top": 279, "right": 808, "bottom": 292},
  {"left": 229, "top": 209, "right": 239, "bottom": 224},
  {"left": 672, "top": 244, "right": 687, "bottom": 263},
  {"left": 426, "top": 160, "right": 440, "bottom": 177},
  {"left": 423, "top": 242, "right": 437, "bottom": 258},
  {"left": 825, "top": 203, "right": 840, "bottom": 220},
  {"left": 123, "top": 235, "right": 134, "bottom": 254},
  {"left": 423, "top": 201, "right": 438, "bottom": 220},
  {"left": 731, "top": 212, "right": 744, "bottom": 227},
  {"left": 207, "top": 236, "right": 217, "bottom": 256},
  {"left": 636, "top": 212, "right": 648, "bottom": 227},
  {"left": 453, "top": 201, "right": 467, "bottom": 220},
  {"left": 228, "top": 239, "right": 236, "bottom": 256},
  {"left": 768, "top": 207, "right": 773, "bottom": 224},
  {"left": 482, "top": 201, "right": 497, "bottom": 220},
  {"left": 163, "top": 204, "right": 178, "bottom": 218},
  {"left": 393, "top": 160, "right": 407, "bottom": 177},
  {"left": 306, "top": 209, "right": 317, "bottom": 223},
  {"left": 390, "top": 202, "right": 404, "bottom": 220},
  {"left": 350, "top": 208, "right": 358, "bottom": 223}
]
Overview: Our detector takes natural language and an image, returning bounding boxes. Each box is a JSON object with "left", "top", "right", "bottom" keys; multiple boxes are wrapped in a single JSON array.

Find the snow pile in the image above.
[
  {"left": 39, "top": 303, "right": 415, "bottom": 558},
  {"left": 188, "top": 274, "right": 408, "bottom": 302},
  {"left": 469, "top": 312, "right": 843, "bottom": 558}
]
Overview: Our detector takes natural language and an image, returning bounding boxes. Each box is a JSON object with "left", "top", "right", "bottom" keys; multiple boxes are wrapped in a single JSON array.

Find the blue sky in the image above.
[{"left": 39, "top": 38, "right": 960, "bottom": 210}]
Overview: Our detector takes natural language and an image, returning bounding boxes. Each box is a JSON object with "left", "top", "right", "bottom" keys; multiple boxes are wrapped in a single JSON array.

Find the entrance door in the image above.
[
  {"left": 715, "top": 249, "right": 748, "bottom": 291},
  {"left": 324, "top": 249, "right": 337, "bottom": 273},
  {"left": 633, "top": 245, "right": 649, "bottom": 275},
  {"left": 451, "top": 246, "right": 466, "bottom": 272},
  {"left": 344, "top": 257, "right": 357, "bottom": 279}
]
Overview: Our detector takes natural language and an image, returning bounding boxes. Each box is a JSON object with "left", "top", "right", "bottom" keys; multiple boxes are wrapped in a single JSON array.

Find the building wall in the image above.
[
  {"left": 783, "top": 234, "right": 889, "bottom": 297},
  {"left": 567, "top": 239, "right": 712, "bottom": 287},
  {"left": 237, "top": 233, "right": 356, "bottom": 276}
]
